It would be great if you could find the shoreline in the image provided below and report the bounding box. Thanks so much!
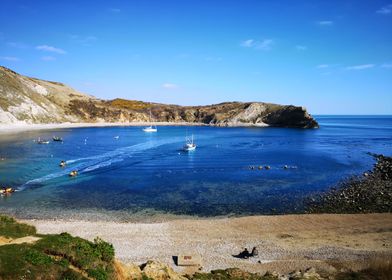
[21,213,392,274]
[0,121,269,135]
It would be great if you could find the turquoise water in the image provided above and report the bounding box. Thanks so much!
[0,116,391,219]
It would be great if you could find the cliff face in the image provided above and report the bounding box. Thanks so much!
[0,66,319,128]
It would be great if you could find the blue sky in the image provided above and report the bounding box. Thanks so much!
[0,0,391,114]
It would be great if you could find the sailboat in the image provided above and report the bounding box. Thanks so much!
[143,110,157,132]
[183,134,196,151]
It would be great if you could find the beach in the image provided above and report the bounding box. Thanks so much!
[0,121,271,135]
[23,213,392,274]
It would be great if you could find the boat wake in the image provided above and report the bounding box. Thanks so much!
[19,137,186,191]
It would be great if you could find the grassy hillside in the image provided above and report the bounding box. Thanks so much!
[0,215,115,280]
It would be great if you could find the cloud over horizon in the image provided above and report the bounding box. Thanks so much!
[295,45,308,51]
[346,64,375,70]
[241,39,274,51]
[36,45,66,54]
[162,83,179,89]
[0,56,20,61]
[317,20,334,26]
[376,4,392,15]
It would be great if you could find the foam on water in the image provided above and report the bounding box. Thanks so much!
[19,136,186,190]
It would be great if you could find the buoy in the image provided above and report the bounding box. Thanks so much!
[258,166,263,170]
[284,165,288,169]
[265,165,271,170]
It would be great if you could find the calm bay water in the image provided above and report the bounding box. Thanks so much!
[0,116,391,219]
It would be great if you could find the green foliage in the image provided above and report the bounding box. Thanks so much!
[87,267,108,280]
[24,249,54,265]
[0,244,69,280]
[141,273,154,280]
[61,269,88,280]
[0,214,36,238]
[94,237,115,262]
[0,215,116,280]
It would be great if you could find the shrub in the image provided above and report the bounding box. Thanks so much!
[0,215,36,238]
[24,249,53,265]
[87,267,108,280]
[94,237,115,262]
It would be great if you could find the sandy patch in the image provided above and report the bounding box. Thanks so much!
[0,235,41,246]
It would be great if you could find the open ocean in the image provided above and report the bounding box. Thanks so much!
[0,116,391,220]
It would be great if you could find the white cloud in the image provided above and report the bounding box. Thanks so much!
[295,45,307,51]
[41,56,56,61]
[69,35,97,46]
[162,83,179,89]
[346,64,375,70]
[0,56,20,61]
[241,39,255,48]
[376,4,392,15]
[241,39,274,51]
[317,64,329,69]
[36,45,66,54]
[381,63,392,68]
[317,20,334,26]
[7,42,28,49]
[204,56,222,62]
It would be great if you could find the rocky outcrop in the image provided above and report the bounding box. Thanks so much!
[0,66,319,128]
[117,260,187,280]
[307,154,392,213]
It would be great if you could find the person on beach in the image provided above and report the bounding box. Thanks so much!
[233,248,251,259]
[251,247,258,257]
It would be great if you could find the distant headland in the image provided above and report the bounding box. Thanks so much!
[0,66,318,129]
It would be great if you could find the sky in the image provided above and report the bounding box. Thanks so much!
[0,0,391,114]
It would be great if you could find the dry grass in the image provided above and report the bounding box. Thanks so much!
[109,98,151,110]
[335,258,392,280]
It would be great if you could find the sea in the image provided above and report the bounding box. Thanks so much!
[0,116,391,220]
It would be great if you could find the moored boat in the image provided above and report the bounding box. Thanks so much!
[143,110,157,132]
[53,136,63,142]
[37,138,50,144]
[183,134,196,151]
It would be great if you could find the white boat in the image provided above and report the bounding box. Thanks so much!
[37,137,50,144]
[143,110,157,132]
[183,134,196,151]
[114,136,120,139]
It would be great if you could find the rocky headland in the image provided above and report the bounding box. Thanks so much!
[307,154,392,214]
[0,66,318,128]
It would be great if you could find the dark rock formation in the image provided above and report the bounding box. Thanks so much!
[307,154,392,213]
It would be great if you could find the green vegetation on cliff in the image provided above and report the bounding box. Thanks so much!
[0,215,115,280]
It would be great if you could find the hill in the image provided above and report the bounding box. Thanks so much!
[0,66,318,128]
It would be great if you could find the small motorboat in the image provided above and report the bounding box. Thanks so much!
[0,187,15,195]
[183,134,196,151]
[114,136,120,139]
[53,136,63,142]
[59,160,66,167]
[143,126,157,132]
[69,170,78,177]
[37,138,50,144]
